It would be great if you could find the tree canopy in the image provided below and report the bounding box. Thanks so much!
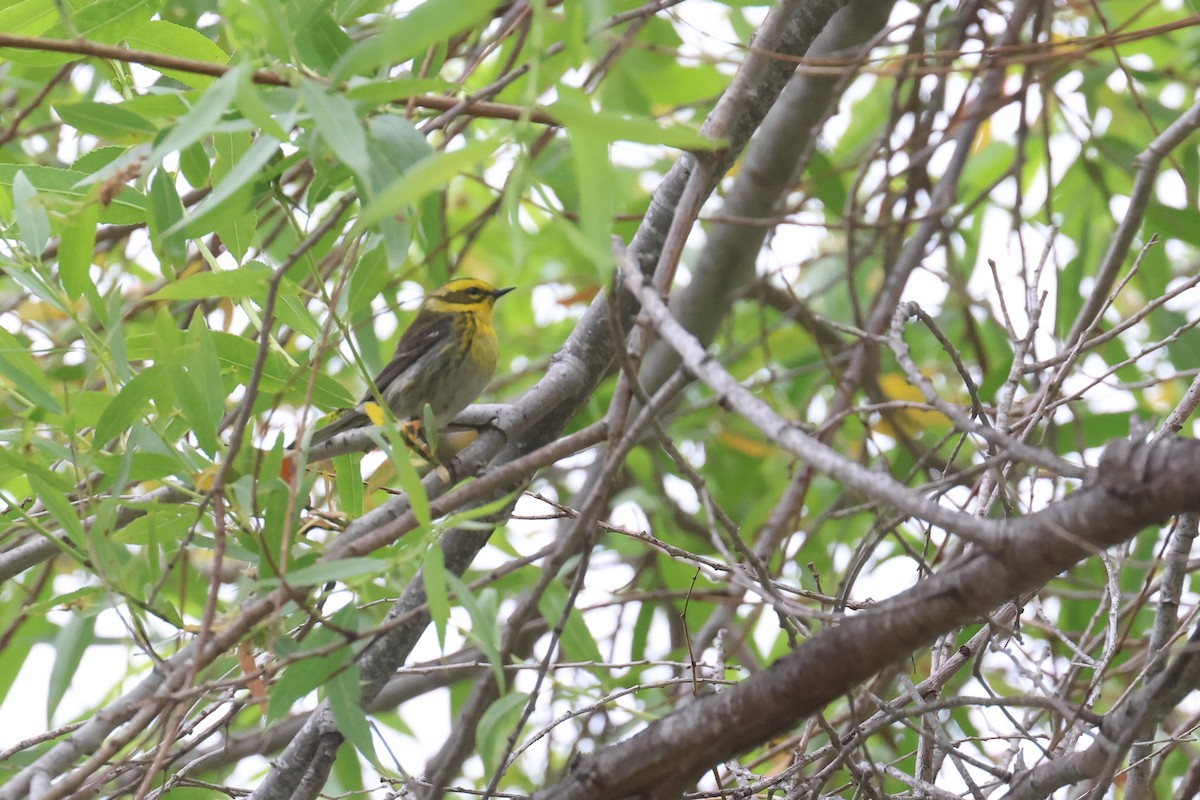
[3,1,1200,799]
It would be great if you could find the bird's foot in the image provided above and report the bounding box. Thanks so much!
[299,509,349,535]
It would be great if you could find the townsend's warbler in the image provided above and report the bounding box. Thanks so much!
[307,278,514,447]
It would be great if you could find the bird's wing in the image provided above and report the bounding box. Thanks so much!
[365,310,453,401]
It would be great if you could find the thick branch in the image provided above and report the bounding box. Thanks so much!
[533,436,1200,800]
[248,2,854,797]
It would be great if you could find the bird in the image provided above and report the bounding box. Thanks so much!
[305,277,514,449]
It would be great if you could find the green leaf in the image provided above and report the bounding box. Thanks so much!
[300,79,371,179]
[56,200,100,298]
[169,134,279,238]
[273,282,322,339]
[444,571,504,691]
[149,263,271,300]
[0,327,62,413]
[630,600,654,661]
[69,0,164,45]
[294,10,352,73]
[47,614,95,723]
[0,0,57,41]
[0,165,147,224]
[268,637,349,722]
[332,0,498,81]
[27,470,84,545]
[233,71,289,141]
[365,115,433,188]
[13,170,50,256]
[333,454,363,518]
[191,314,225,425]
[477,692,528,775]
[331,741,366,794]
[356,140,495,232]
[369,426,431,528]
[124,20,229,89]
[327,664,378,767]
[152,306,183,362]
[71,146,126,175]
[262,557,381,588]
[207,130,260,261]
[221,206,258,263]
[145,63,243,167]
[147,169,186,276]
[206,332,355,410]
[179,141,211,188]
[550,87,725,151]
[0,613,48,707]
[54,102,157,143]
[423,544,449,649]
[165,317,224,456]
[564,125,613,268]
[94,364,164,444]
[344,77,457,106]
[346,244,391,316]
[539,582,603,663]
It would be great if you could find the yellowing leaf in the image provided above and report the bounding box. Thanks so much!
[364,458,396,499]
[971,118,992,154]
[16,299,72,323]
[195,463,220,492]
[717,430,773,458]
[364,401,385,427]
[873,374,949,436]
[237,642,268,709]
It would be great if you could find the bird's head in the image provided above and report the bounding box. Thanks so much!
[422,278,514,319]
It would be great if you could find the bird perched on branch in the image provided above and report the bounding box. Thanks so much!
[306,277,514,448]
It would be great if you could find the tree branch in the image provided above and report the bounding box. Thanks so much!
[533,435,1200,800]
[0,33,558,125]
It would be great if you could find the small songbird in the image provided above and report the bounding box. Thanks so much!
[307,277,514,448]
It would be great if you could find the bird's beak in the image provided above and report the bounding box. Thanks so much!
[493,286,515,298]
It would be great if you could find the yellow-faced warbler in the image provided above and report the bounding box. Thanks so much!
[307,278,514,447]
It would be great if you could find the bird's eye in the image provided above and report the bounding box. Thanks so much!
[468,287,483,297]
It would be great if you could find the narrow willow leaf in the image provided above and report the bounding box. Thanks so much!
[539,582,603,663]
[47,615,95,723]
[327,665,379,768]
[94,365,163,445]
[261,558,380,588]
[332,0,497,81]
[57,200,99,298]
[125,20,229,89]
[423,544,449,649]
[299,79,370,178]
[444,571,504,691]
[147,169,186,276]
[333,454,363,518]
[356,141,495,232]
[189,314,225,434]
[477,693,528,775]
[368,427,431,528]
[54,102,157,143]
[0,165,147,224]
[13,170,50,256]
[0,328,61,413]
[145,63,243,167]
[0,0,57,40]
[168,134,279,238]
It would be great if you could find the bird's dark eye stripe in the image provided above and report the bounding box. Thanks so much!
[445,289,485,304]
